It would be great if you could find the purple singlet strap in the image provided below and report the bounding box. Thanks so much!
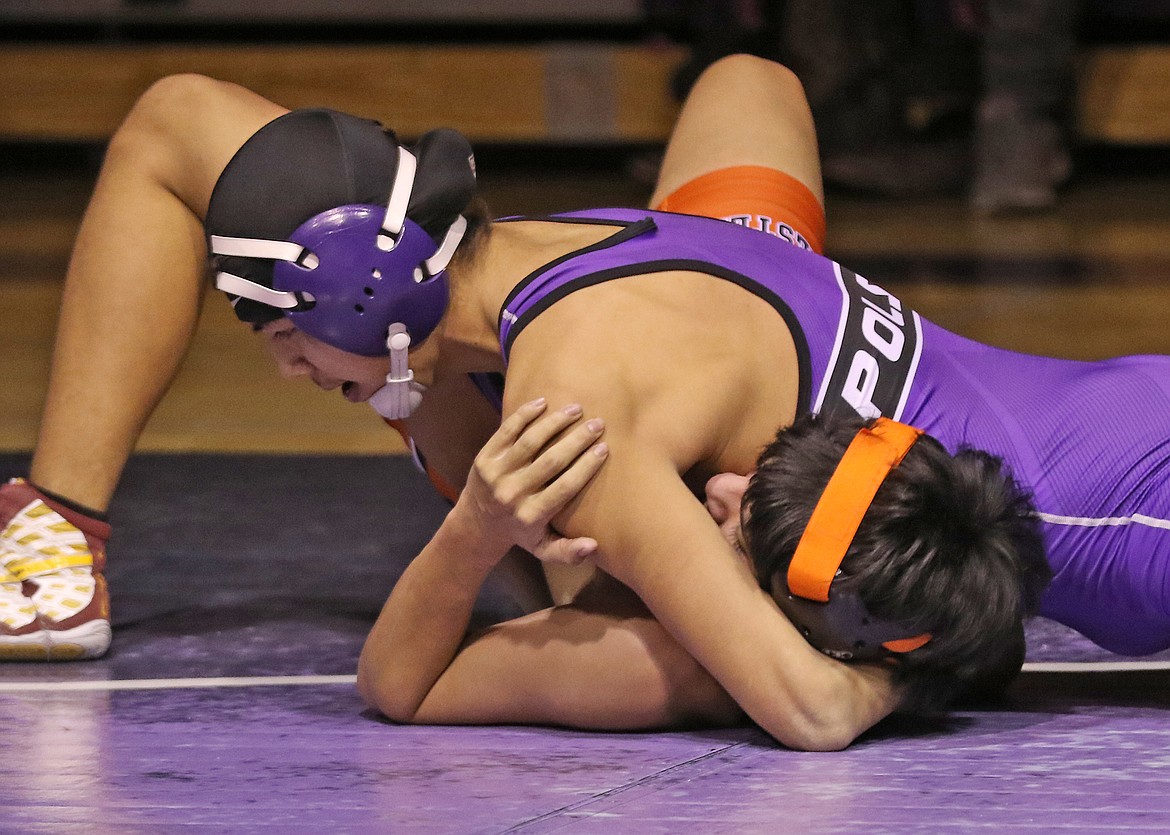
[497,216,658,356]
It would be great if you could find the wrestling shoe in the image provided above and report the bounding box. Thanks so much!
[0,564,43,657]
[0,479,111,660]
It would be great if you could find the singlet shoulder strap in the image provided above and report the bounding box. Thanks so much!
[497,214,657,356]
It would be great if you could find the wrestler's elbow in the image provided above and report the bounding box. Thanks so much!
[757,673,880,751]
[355,661,384,713]
[356,657,420,724]
[788,716,862,753]
[760,702,863,752]
[362,685,424,725]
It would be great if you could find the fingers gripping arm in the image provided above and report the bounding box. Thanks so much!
[357,399,607,721]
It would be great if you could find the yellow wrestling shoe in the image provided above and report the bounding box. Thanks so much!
[0,479,111,660]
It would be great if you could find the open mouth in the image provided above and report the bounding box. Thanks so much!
[341,381,360,402]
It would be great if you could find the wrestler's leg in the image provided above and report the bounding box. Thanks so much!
[0,77,285,657]
[31,74,287,511]
[650,54,824,212]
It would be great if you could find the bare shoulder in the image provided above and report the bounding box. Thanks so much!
[503,269,801,470]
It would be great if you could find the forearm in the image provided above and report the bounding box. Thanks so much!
[574,466,900,750]
[595,557,892,748]
[752,653,900,751]
[413,596,745,730]
[360,398,611,724]
[357,507,507,722]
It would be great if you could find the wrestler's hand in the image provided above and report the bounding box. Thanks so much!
[455,398,608,565]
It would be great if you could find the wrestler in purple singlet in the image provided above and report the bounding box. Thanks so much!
[496,209,1170,656]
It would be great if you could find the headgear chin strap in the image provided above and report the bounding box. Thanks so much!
[772,417,933,662]
[368,323,427,419]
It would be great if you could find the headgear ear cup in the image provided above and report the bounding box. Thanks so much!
[206,109,399,326]
[206,108,477,349]
[206,109,478,418]
[773,418,933,661]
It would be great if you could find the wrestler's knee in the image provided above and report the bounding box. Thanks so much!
[111,74,233,158]
[693,53,808,108]
[106,74,281,215]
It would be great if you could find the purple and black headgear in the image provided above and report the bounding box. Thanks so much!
[204,109,477,418]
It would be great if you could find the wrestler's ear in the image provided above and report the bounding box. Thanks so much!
[705,473,752,525]
[406,128,477,242]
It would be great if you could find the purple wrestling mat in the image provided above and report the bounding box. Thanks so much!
[2,453,1169,833]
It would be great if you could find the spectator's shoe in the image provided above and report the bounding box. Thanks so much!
[0,479,111,660]
[970,95,1072,216]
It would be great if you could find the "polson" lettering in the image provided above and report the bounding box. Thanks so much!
[815,265,922,421]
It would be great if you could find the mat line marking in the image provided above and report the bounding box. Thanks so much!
[2,663,1170,692]
[0,674,357,692]
[1022,661,1170,673]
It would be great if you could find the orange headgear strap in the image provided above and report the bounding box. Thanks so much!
[787,418,924,603]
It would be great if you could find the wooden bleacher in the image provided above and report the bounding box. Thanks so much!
[1,41,1169,146]
[2,0,1170,148]
[0,0,678,145]
[1077,45,1170,144]
[0,43,686,145]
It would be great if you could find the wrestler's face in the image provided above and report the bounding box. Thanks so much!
[705,473,753,567]
[259,319,389,403]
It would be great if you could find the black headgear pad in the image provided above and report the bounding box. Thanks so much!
[205,109,476,326]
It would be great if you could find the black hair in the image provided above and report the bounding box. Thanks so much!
[742,412,1051,713]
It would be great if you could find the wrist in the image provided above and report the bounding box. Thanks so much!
[440,502,513,571]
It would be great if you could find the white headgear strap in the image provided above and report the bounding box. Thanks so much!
[211,145,420,306]
[377,146,417,251]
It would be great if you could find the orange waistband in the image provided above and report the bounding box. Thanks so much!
[654,165,826,255]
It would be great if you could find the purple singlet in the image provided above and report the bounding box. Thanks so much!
[497,209,1170,655]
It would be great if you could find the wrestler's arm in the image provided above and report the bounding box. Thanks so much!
[355,393,889,745]
[502,347,901,751]
[582,447,898,750]
[356,400,740,728]
[363,583,741,730]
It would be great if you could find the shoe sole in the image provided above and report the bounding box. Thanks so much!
[0,618,111,661]
[46,618,112,660]
[0,639,56,661]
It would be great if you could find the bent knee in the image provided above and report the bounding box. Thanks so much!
[694,54,807,104]
[116,74,237,148]
[108,73,285,214]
